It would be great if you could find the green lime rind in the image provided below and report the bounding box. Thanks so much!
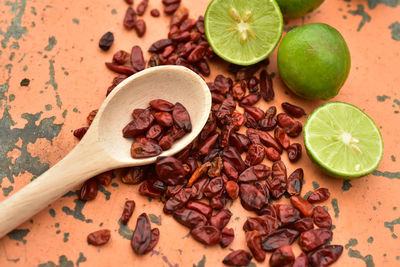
[304,102,384,179]
[277,23,351,100]
[276,0,325,19]
[205,0,283,66]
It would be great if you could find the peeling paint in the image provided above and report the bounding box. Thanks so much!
[348,4,371,31]
[331,198,340,218]
[312,181,320,190]
[2,185,13,196]
[76,253,86,266]
[38,255,74,267]
[63,232,69,242]
[193,255,206,267]
[372,170,400,179]
[118,219,133,240]
[7,229,30,244]
[49,208,56,217]
[368,0,400,9]
[345,238,358,249]
[348,249,375,267]
[384,216,400,232]
[342,180,352,191]
[389,22,400,41]
[45,59,62,107]
[44,36,57,51]
[0,0,28,49]
[149,214,162,226]
[62,199,92,223]
[98,184,111,200]
[0,107,63,194]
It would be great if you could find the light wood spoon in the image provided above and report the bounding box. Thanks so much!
[0,65,211,238]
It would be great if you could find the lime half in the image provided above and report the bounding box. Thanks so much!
[204,0,283,66]
[304,102,383,179]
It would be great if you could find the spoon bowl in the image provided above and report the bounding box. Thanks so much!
[0,65,211,238]
[95,65,211,165]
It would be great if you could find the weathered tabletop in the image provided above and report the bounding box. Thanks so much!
[0,0,399,266]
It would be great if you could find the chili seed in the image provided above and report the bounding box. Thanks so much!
[282,102,306,118]
[112,50,130,65]
[73,127,88,140]
[99,32,114,51]
[87,229,111,246]
[150,9,160,17]
[136,0,148,16]
[123,7,137,29]
[222,250,252,266]
[134,19,146,37]
[121,200,136,225]
[79,178,98,201]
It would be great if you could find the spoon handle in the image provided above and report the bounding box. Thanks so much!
[0,143,113,238]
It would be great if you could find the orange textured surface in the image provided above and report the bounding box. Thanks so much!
[0,0,399,266]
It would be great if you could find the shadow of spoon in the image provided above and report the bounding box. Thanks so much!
[0,65,211,238]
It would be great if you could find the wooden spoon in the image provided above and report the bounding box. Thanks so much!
[0,65,211,238]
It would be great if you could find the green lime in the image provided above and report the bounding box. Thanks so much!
[204,0,283,66]
[304,102,384,179]
[276,0,325,19]
[277,23,351,100]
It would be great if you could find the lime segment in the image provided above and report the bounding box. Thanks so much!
[204,0,283,66]
[304,102,383,178]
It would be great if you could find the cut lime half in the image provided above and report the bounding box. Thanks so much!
[304,102,383,179]
[204,0,283,66]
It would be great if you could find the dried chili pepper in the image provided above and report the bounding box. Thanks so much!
[131,213,152,255]
[121,200,136,225]
[222,250,252,266]
[87,229,111,246]
[99,32,114,51]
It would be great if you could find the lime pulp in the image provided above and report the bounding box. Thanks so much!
[204,0,283,66]
[304,102,383,179]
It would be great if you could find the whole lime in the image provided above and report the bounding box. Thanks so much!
[277,23,351,100]
[276,0,325,19]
